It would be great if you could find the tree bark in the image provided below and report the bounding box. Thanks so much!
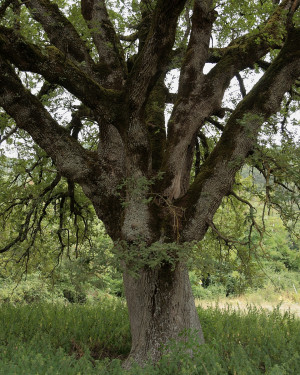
[123,261,204,366]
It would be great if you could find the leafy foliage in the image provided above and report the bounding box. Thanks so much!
[0,0,298,275]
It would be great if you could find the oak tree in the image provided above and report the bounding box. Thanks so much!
[0,0,299,365]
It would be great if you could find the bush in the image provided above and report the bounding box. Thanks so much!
[0,273,65,304]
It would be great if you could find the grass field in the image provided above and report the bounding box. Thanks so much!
[196,296,300,318]
[0,297,299,374]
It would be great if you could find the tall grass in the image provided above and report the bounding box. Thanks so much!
[0,299,299,374]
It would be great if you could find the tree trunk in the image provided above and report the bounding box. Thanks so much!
[123,261,204,366]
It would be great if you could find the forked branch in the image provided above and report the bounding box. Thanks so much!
[180,28,300,242]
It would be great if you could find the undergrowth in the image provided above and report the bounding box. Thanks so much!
[0,300,299,374]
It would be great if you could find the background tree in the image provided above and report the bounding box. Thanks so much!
[0,0,299,366]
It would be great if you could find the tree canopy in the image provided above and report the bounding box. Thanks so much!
[0,0,299,365]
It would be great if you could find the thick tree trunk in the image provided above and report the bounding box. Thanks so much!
[123,261,204,366]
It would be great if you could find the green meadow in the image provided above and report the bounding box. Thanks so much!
[0,299,299,375]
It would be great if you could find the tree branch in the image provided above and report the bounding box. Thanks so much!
[206,117,225,132]
[235,73,247,98]
[256,60,271,71]
[0,27,122,121]
[36,82,57,100]
[67,105,93,140]
[165,91,177,104]
[162,0,296,200]
[179,27,300,242]
[0,207,35,254]
[81,0,126,87]
[229,190,256,211]
[162,0,216,199]
[0,56,97,184]
[0,63,125,238]
[23,0,94,70]
[208,221,248,246]
[177,0,216,98]
[205,0,295,102]
[126,0,187,113]
[119,32,139,42]
[0,126,18,144]
[198,131,210,161]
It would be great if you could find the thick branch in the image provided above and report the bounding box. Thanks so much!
[0,56,97,184]
[23,0,94,70]
[119,32,139,42]
[256,60,272,71]
[0,55,125,238]
[0,27,122,121]
[179,27,300,242]
[126,0,187,113]
[206,0,295,88]
[146,77,167,171]
[161,0,215,199]
[115,0,188,242]
[177,0,216,98]
[162,0,296,200]
[81,0,126,87]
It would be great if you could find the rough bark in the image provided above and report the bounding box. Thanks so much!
[180,27,300,242]
[123,262,204,366]
[23,0,94,70]
[163,0,297,200]
[81,0,126,87]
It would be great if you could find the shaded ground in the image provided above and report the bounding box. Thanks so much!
[196,297,300,317]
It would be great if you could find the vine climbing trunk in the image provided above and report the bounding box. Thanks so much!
[123,261,204,366]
